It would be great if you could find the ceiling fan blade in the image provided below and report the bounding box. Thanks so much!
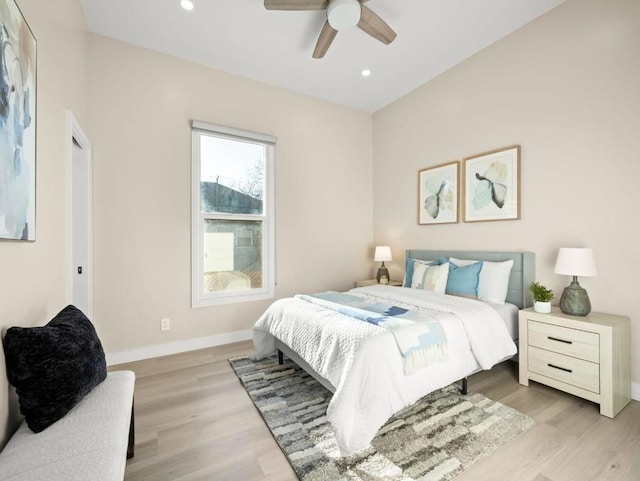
[357,5,397,45]
[264,0,328,10]
[313,21,338,58]
[264,0,369,11]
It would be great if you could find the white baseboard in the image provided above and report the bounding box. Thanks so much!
[106,329,252,366]
[632,382,640,402]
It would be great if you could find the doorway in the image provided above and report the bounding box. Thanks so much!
[67,112,93,318]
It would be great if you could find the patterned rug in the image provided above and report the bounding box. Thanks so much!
[229,354,534,481]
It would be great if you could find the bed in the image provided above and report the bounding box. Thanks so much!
[252,250,534,456]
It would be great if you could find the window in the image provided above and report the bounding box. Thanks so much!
[191,120,275,307]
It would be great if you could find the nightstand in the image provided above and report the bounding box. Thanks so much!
[356,279,403,287]
[518,307,630,418]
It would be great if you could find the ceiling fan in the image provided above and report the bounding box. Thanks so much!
[264,0,397,59]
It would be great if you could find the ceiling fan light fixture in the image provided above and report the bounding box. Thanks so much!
[180,0,194,11]
[327,0,361,31]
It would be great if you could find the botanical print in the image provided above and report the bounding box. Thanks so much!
[464,146,520,222]
[418,161,459,225]
[425,178,451,218]
[0,0,36,240]
[473,161,508,209]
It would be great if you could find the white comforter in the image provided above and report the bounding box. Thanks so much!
[252,285,516,456]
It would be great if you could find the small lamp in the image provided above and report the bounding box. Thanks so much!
[374,246,392,284]
[554,247,597,316]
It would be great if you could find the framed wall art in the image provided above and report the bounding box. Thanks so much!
[463,146,520,223]
[418,161,459,225]
[0,0,37,241]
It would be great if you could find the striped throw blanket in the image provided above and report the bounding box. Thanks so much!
[296,292,448,374]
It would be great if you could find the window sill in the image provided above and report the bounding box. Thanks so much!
[192,289,274,308]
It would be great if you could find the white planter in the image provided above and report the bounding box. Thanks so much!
[534,301,551,313]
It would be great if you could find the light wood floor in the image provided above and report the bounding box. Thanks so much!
[114,341,640,481]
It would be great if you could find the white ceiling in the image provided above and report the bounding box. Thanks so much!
[81,0,565,113]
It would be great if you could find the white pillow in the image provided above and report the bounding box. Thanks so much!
[411,262,449,294]
[448,257,477,267]
[449,257,514,304]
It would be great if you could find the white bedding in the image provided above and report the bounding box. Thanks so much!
[490,301,520,340]
[252,285,517,456]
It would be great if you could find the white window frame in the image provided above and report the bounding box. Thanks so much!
[191,120,276,307]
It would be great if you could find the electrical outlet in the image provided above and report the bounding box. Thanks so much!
[161,318,170,331]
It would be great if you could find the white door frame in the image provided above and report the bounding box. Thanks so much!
[67,111,94,318]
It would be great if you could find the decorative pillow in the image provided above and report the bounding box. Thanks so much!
[449,257,514,304]
[411,261,450,293]
[3,305,107,433]
[403,258,426,287]
[403,257,447,287]
[446,261,483,298]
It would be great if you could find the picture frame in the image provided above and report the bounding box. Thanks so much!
[463,145,520,223]
[0,0,37,241]
[418,161,459,225]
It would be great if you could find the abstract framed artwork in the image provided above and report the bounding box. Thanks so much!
[0,0,36,241]
[418,161,459,225]
[463,146,520,223]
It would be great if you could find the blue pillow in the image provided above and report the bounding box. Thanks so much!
[403,257,448,287]
[446,261,483,298]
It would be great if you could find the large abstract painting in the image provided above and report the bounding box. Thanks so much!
[0,0,36,241]
[418,161,459,225]
[463,146,520,223]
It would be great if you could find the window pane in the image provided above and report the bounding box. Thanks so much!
[200,135,264,215]
[203,219,262,293]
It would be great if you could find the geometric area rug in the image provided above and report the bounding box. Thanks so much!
[229,354,535,481]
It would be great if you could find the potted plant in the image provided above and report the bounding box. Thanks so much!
[529,282,554,313]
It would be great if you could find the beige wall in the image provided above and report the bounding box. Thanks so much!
[0,0,89,447]
[86,35,373,354]
[373,0,640,390]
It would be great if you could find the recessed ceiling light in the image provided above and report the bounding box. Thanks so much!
[180,0,194,11]
[361,69,371,77]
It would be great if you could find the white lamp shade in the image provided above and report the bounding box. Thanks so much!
[554,248,597,277]
[374,246,392,262]
[327,0,361,30]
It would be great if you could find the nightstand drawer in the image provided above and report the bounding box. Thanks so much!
[528,319,599,363]
[528,346,599,393]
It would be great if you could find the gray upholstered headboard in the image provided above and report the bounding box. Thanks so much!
[405,250,535,309]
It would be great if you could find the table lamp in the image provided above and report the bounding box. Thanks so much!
[374,246,392,284]
[553,247,597,316]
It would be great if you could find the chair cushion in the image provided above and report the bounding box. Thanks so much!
[0,371,135,481]
[3,305,107,432]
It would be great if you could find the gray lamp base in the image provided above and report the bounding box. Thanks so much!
[376,262,390,284]
[559,279,591,316]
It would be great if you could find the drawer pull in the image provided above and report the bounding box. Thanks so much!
[548,363,573,373]
[548,336,572,344]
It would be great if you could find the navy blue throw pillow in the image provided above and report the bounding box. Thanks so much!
[3,305,107,433]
